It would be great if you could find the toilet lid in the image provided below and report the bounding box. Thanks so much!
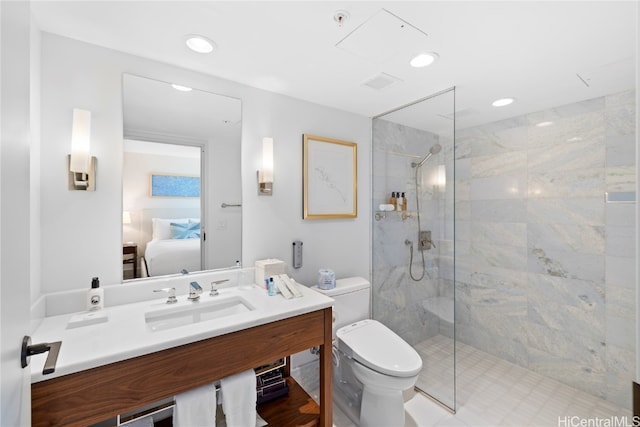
[336,319,423,377]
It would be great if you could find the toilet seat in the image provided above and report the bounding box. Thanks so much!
[336,319,422,377]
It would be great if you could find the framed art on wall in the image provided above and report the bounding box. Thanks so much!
[303,134,357,219]
[150,174,200,198]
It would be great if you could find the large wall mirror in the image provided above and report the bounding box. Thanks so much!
[122,74,242,281]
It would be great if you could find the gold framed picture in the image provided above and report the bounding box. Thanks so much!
[303,134,357,219]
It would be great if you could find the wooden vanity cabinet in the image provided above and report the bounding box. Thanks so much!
[31,307,332,427]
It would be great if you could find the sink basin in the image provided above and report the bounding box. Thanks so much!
[145,296,255,332]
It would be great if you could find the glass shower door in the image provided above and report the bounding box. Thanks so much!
[371,87,456,410]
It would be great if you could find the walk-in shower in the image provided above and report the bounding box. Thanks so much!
[372,86,636,417]
[372,87,456,411]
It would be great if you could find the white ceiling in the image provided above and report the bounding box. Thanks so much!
[30,1,637,130]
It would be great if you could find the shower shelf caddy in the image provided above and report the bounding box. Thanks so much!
[374,210,413,221]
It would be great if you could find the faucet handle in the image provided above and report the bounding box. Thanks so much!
[154,287,177,304]
[188,281,203,301]
[209,279,229,296]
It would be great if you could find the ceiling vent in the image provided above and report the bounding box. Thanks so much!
[362,73,402,90]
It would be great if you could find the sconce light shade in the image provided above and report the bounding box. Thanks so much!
[436,164,446,191]
[258,137,274,195]
[68,108,96,191]
[122,211,132,225]
[70,109,91,172]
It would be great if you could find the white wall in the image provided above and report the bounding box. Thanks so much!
[29,13,41,305]
[1,2,35,424]
[240,88,371,287]
[39,33,370,295]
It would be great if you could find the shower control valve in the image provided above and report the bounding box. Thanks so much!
[419,230,435,251]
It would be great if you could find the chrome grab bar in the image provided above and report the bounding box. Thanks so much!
[221,202,241,208]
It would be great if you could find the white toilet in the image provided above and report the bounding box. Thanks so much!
[312,277,422,427]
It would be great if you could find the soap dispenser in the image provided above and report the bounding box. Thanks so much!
[396,191,404,211]
[87,277,104,311]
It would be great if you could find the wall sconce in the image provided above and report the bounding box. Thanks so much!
[257,137,273,195]
[433,165,447,193]
[122,211,132,225]
[436,164,446,191]
[68,108,96,191]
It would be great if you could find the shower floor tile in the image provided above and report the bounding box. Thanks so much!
[406,335,633,427]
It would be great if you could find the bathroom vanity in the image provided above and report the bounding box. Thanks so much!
[29,281,333,426]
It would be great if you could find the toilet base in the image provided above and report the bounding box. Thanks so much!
[333,379,362,426]
[359,384,405,427]
[333,346,414,427]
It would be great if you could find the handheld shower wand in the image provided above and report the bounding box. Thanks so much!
[412,143,442,168]
[408,142,441,281]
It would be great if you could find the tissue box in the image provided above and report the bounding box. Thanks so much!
[255,259,286,287]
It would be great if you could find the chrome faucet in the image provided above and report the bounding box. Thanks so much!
[188,281,202,301]
[153,287,177,304]
[180,268,189,275]
[209,279,229,296]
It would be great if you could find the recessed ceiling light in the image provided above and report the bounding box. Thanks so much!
[492,98,515,107]
[536,121,554,127]
[185,35,215,53]
[410,52,439,68]
[171,84,192,92]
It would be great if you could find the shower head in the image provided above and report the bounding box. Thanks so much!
[412,143,442,168]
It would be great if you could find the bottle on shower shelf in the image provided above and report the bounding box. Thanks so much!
[389,192,397,210]
[396,191,403,211]
[401,192,407,211]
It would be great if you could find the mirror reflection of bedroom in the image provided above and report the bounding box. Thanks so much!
[122,74,242,281]
[123,141,202,279]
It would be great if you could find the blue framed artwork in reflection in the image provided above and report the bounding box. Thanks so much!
[150,174,200,197]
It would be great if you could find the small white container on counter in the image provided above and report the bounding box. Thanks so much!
[255,259,286,287]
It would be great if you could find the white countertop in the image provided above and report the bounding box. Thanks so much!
[30,283,333,383]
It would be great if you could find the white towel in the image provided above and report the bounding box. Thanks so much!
[220,370,257,427]
[173,383,217,427]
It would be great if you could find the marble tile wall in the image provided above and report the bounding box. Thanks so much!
[371,111,456,410]
[372,90,635,410]
[372,117,455,347]
[455,90,636,409]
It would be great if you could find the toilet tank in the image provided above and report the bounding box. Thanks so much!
[312,277,370,338]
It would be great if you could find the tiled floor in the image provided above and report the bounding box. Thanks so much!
[308,335,633,427]
[408,335,632,426]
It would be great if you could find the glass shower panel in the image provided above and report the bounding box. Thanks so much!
[372,88,456,411]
